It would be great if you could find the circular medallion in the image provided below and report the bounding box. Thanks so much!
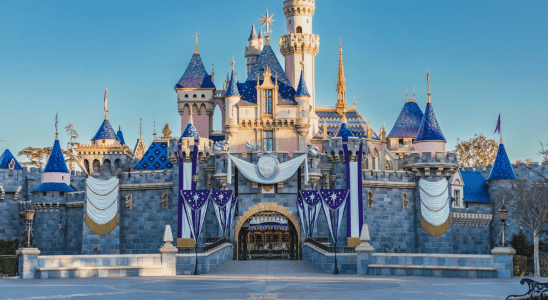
[257,154,279,179]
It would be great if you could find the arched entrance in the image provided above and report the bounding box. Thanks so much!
[234,202,301,261]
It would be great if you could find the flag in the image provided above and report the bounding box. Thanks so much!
[494,114,501,134]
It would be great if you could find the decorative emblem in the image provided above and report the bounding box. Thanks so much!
[257,154,279,179]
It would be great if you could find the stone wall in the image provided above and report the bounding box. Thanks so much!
[302,242,357,274]
[176,244,233,275]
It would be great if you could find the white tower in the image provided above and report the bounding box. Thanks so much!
[245,24,263,77]
[279,0,320,112]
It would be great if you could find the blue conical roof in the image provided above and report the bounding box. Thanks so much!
[258,29,264,39]
[92,119,119,141]
[180,115,200,142]
[175,53,215,89]
[0,149,22,169]
[388,101,424,139]
[226,71,240,97]
[487,143,517,180]
[415,102,446,142]
[134,141,173,170]
[43,139,69,173]
[238,45,296,105]
[295,70,310,97]
[117,126,126,145]
[249,24,258,40]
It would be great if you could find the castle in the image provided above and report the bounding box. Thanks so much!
[2,0,547,270]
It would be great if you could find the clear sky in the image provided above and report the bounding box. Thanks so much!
[0,0,546,162]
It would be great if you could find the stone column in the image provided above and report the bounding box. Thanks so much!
[491,247,516,278]
[355,225,375,275]
[158,225,178,276]
[16,248,40,279]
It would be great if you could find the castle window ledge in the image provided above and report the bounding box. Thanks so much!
[65,201,85,208]
[124,170,173,176]
[120,182,173,191]
[451,213,493,226]
[362,181,416,189]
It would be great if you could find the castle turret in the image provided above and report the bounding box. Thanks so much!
[0,149,22,170]
[280,0,319,112]
[414,70,446,155]
[175,33,216,139]
[387,90,424,157]
[295,70,311,148]
[245,24,263,77]
[224,68,240,148]
[116,126,126,146]
[487,136,517,181]
[34,116,72,193]
[335,114,354,142]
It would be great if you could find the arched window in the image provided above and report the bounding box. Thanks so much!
[92,160,100,174]
[201,94,205,99]
[184,94,189,99]
[84,159,90,174]
[296,26,303,34]
[193,94,197,99]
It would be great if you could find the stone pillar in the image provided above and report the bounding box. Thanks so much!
[355,225,375,275]
[159,225,178,276]
[16,248,40,279]
[492,247,516,278]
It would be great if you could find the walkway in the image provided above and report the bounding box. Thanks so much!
[208,260,326,276]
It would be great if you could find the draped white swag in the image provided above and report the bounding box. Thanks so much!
[85,176,120,235]
[227,154,309,185]
[418,178,450,237]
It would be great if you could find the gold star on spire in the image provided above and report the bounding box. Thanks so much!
[258,9,275,37]
[193,31,200,54]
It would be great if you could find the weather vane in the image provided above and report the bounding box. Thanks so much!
[258,9,275,36]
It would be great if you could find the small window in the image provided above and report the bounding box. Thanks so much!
[8,159,15,169]
[454,190,461,207]
[263,89,273,114]
[399,139,404,146]
[201,94,205,99]
[263,131,273,152]
[193,94,197,99]
[184,94,189,99]
[42,192,47,196]
[102,140,105,144]
[60,192,65,197]
[307,19,309,24]
[296,26,302,34]
[289,20,291,24]
[62,176,64,180]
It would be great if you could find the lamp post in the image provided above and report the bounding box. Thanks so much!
[24,206,36,248]
[499,204,509,247]
[192,174,200,275]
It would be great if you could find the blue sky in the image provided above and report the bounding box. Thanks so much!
[0,0,546,162]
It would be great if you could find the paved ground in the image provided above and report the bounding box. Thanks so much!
[0,261,533,299]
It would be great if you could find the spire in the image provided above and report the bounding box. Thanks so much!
[55,112,59,140]
[258,29,264,39]
[104,87,108,120]
[180,108,200,142]
[427,69,431,103]
[117,125,126,145]
[249,23,258,40]
[193,31,200,54]
[336,40,347,115]
[188,107,194,125]
[353,94,357,106]
[487,137,517,181]
[226,57,240,97]
[140,118,142,139]
[296,70,310,96]
[258,9,275,37]
[153,117,157,139]
[336,112,354,142]
[323,119,328,140]
[415,100,445,142]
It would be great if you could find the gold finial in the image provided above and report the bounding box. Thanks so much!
[427,69,431,103]
[406,86,408,102]
[153,117,157,138]
[336,40,347,115]
[55,112,59,140]
[140,118,142,139]
[193,31,200,54]
[500,135,504,144]
[366,121,372,139]
[381,122,386,141]
[353,94,357,106]
[188,107,194,124]
[258,9,275,37]
[162,123,172,139]
[323,119,328,140]
[413,86,416,101]
[341,113,348,124]
[231,54,235,72]
[104,87,108,120]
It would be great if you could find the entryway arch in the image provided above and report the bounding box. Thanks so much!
[234,202,301,260]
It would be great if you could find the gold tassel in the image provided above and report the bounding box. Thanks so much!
[86,213,118,235]
[420,215,450,237]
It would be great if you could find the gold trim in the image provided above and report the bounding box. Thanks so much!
[420,215,450,237]
[177,238,195,248]
[420,197,449,212]
[86,196,117,211]
[85,213,118,235]
[86,183,119,197]
[347,237,361,248]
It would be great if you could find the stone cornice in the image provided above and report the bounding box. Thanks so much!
[66,201,84,208]
[362,180,416,189]
[120,182,173,191]
[451,213,493,226]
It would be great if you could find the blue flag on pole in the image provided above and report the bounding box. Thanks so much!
[494,114,501,134]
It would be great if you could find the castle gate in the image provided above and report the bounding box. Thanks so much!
[234,202,301,261]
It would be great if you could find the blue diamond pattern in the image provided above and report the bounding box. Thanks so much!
[175,53,215,89]
[92,119,119,141]
[295,70,310,97]
[117,128,126,145]
[133,142,173,170]
[226,71,240,97]
[180,122,200,142]
[314,109,380,140]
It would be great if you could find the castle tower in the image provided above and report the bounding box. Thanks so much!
[414,70,446,155]
[295,70,311,149]
[175,33,216,139]
[335,42,347,115]
[387,88,424,157]
[245,24,263,77]
[280,0,320,112]
[225,66,241,148]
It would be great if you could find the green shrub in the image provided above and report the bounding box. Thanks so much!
[511,233,533,257]
[0,239,19,276]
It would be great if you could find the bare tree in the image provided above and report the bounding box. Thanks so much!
[17,147,52,168]
[540,142,548,165]
[497,180,548,277]
[515,158,534,167]
[455,134,498,168]
[65,124,79,171]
